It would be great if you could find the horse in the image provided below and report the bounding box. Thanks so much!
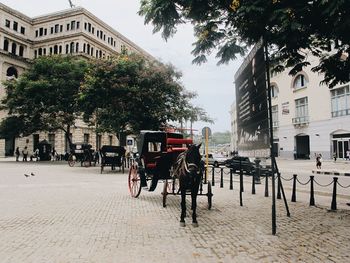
[173,143,203,227]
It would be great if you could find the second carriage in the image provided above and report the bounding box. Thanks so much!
[68,142,97,167]
[128,131,212,208]
[100,145,126,174]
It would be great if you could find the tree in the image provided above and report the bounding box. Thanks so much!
[1,55,88,145]
[139,0,350,88]
[79,54,206,135]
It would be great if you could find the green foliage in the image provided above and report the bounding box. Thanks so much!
[1,55,88,138]
[79,54,207,134]
[211,131,231,145]
[139,0,350,88]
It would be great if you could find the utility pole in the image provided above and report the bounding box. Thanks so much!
[68,0,75,8]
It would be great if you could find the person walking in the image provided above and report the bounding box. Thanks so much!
[22,146,29,162]
[346,150,350,161]
[333,152,337,162]
[316,154,322,169]
[15,147,20,162]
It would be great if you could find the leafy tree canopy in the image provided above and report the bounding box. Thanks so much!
[1,55,88,141]
[139,0,350,88]
[79,54,208,134]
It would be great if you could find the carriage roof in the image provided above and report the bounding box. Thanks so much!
[100,145,126,155]
[137,130,193,155]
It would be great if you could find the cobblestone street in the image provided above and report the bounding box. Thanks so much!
[0,161,350,262]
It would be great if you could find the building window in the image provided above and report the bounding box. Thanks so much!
[76,43,79,53]
[54,24,59,33]
[272,105,278,127]
[67,23,70,31]
[34,50,37,58]
[50,27,54,34]
[54,45,58,54]
[19,45,24,57]
[11,43,17,55]
[35,30,38,37]
[97,30,99,37]
[271,84,279,98]
[293,74,308,90]
[38,48,42,56]
[83,43,86,53]
[65,44,69,54]
[60,25,63,32]
[84,22,87,30]
[44,28,47,35]
[6,66,18,78]
[39,27,43,36]
[88,23,91,32]
[76,21,80,29]
[13,21,18,31]
[331,85,350,117]
[20,26,25,34]
[3,39,9,51]
[48,134,55,148]
[70,42,74,53]
[59,45,62,54]
[49,47,53,55]
[5,19,10,28]
[84,133,90,144]
[293,97,309,124]
[71,21,76,30]
[87,43,90,54]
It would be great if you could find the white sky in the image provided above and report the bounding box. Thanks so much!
[2,0,243,133]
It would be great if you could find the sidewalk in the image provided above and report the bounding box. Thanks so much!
[0,161,350,262]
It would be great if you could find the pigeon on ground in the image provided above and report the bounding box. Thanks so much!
[31,173,35,176]
[24,174,30,177]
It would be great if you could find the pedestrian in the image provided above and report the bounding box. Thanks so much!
[15,147,20,161]
[347,150,350,161]
[333,152,337,162]
[51,147,57,161]
[316,154,322,169]
[22,146,28,162]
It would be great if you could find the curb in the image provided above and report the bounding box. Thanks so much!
[312,170,350,176]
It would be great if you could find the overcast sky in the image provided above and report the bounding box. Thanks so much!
[2,0,243,133]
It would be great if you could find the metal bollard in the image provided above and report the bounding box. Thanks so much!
[252,171,256,195]
[220,168,224,188]
[239,169,243,206]
[291,174,297,202]
[254,159,261,185]
[211,166,215,186]
[229,169,233,190]
[277,172,281,199]
[331,177,338,210]
[264,171,269,197]
[310,176,315,206]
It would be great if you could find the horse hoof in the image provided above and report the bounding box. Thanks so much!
[180,222,186,227]
[192,222,198,228]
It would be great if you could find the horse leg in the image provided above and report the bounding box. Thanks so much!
[180,181,186,227]
[191,180,200,227]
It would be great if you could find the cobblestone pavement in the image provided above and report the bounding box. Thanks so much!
[0,161,350,263]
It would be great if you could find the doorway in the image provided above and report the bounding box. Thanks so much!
[295,134,310,159]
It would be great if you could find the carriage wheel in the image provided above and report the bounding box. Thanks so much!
[128,165,141,198]
[68,154,75,167]
[162,180,168,207]
[207,182,213,210]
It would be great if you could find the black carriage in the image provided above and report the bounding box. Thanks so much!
[128,131,212,208]
[100,145,126,174]
[68,143,96,167]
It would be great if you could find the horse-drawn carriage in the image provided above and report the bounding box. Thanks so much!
[128,131,212,227]
[68,143,96,167]
[100,145,126,174]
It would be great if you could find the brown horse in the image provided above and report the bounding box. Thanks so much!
[173,144,202,227]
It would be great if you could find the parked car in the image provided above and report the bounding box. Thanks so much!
[224,156,255,174]
[202,153,227,167]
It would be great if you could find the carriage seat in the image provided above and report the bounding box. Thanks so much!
[166,138,193,153]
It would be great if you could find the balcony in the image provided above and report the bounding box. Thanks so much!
[292,116,309,126]
[332,109,350,118]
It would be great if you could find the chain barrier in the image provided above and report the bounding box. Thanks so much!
[336,181,350,188]
[314,180,334,187]
[280,175,293,181]
[296,178,311,186]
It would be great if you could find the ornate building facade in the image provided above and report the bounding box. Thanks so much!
[0,3,153,156]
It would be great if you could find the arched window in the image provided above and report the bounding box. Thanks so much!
[11,43,17,55]
[293,74,308,90]
[75,42,79,53]
[6,66,18,78]
[83,43,86,53]
[59,45,62,54]
[49,47,53,55]
[70,42,74,53]
[65,44,69,54]
[3,39,9,51]
[19,45,24,57]
[99,50,102,58]
[271,84,279,98]
[91,47,94,56]
[38,48,42,56]
[87,44,90,55]
[54,45,58,54]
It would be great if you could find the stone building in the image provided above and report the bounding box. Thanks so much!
[231,52,350,160]
[0,3,153,156]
